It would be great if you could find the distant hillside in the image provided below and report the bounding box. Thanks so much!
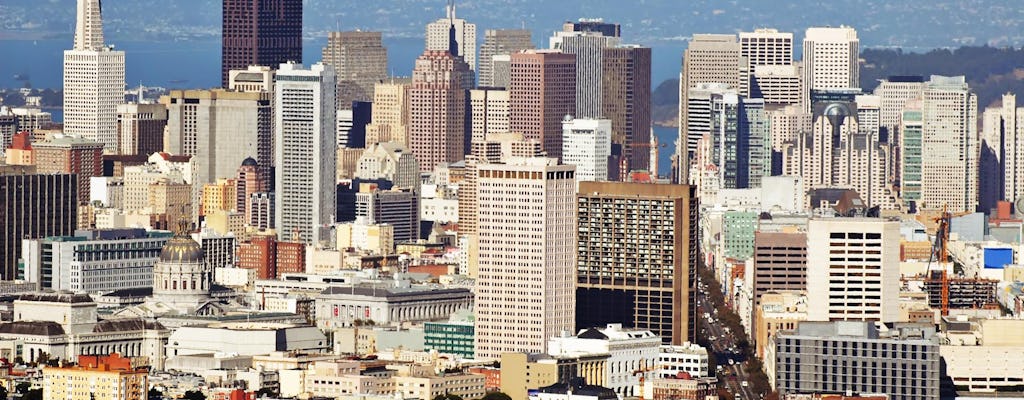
[860,46,1024,108]
[652,45,1024,127]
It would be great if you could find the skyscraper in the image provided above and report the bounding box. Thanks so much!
[474,158,577,359]
[561,117,611,182]
[510,50,577,160]
[426,1,477,73]
[739,28,794,97]
[63,0,125,153]
[802,26,860,105]
[479,30,534,88]
[920,75,978,212]
[900,100,924,205]
[679,34,744,164]
[116,103,168,156]
[0,165,77,280]
[551,26,620,119]
[468,88,510,154]
[408,51,471,172]
[161,89,273,219]
[686,84,770,189]
[983,93,1024,203]
[221,0,303,87]
[602,45,652,173]
[365,78,411,146]
[33,135,104,205]
[321,31,388,108]
[274,63,338,244]
[576,181,698,345]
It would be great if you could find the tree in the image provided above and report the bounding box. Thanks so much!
[481,392,512,400]
[148,388,164,400]
[23,388,42,400]
[0,384,8,400]
[432,394,464,400]
[14,382,30,395]
[255,387,277,398]
[183,390,206,400]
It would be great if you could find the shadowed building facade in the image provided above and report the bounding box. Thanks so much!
[575,182,697,345]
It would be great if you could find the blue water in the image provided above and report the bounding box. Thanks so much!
[653,125,678,178]
[0,38,683,90]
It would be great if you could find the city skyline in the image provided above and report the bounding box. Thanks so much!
[3,1,1024,400]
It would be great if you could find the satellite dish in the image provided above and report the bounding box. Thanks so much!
[1016,197,1024,218]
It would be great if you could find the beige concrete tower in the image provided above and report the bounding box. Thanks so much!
[679,34,744,161]
[474,158,577,360]
[365,78,411,146]
[426,1,477,72]
[802,26,860,105]
[920,75,978,212]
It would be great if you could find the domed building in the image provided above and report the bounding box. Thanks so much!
[150,218,213,311]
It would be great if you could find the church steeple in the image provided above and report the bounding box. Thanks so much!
[74,0,105,51]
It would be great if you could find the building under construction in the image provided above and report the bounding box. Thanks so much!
[922,270,999,310]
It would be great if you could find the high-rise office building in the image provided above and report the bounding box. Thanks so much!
[221,0,302,87]
[274,63,337,244]
[365,78,411,146]
[355,186,420,244]
[426,1,477,73]
[562,19,621,37]
[321,31,388,108]
[479,30,534,87]
[408,51,471,172]
[1,165,77,280]
[116,103,167,156]
[63,0,125,153]
[235,157,265,223]
[873,76,925,137]
[686,84,770,189]
[561,117,611,182]
[806,218,899,322]
[900,100,924,205]
[771,321,940,400]
[474,158,577,359]
[679,34,744,162]
[510,50,577,160]
[602,45,652,173]
[752,232,808,309]
[740,28,794,98]
[551,28,620,119]
[919,75,978,212]
[161,89,273,219]
[468,88,510,154]
[984,93,1024,203]
[802,26,860,104]
[751,65,803,108]
[33,135,104,205]
[576,181,697,345]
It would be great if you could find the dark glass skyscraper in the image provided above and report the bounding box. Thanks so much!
[221,0,303,87]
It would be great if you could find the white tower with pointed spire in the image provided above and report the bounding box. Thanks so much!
[63,0,125,153]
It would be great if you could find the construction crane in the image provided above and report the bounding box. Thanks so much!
[925,205,971,315]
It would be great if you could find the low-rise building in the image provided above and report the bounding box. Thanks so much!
[43,353,149,400]
[769,321,939,400]
[548,323,661,398]
[166,322,328,357]
[658,343,711,379]
[316,284,473,329]
[754,291,807,359]
[20,229,172,292]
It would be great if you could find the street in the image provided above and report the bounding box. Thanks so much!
[697,284,761,400]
